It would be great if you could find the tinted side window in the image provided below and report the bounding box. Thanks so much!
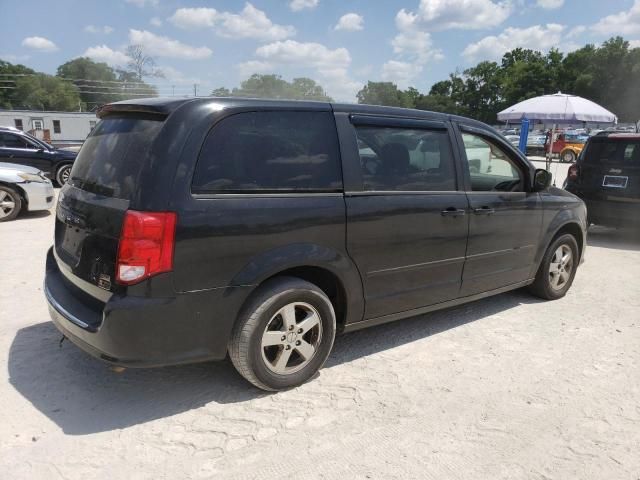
[354,126,456,192]
[462,133,524,192]
[192,111,342,193]
[0,132,30,149]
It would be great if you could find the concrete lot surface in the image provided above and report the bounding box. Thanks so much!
[1,192,639,479]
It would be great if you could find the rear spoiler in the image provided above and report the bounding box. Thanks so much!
[97,103,173,119]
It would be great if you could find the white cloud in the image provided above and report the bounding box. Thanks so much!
[84,25,114,34]
[289,0,318,12]
[392,30,443,63]
[630,40,640,48]
[536,0,564,9]
[236,60,275,77]
[253,40,360,101]
[169,7,218,29]
[462,23,565,60]
[567,25,586,38]
[161,66,201,85]
[150,17,163,27]
[169,4,295,42]
[21,36,58,52]
[335,13,364,31]
[396,0,512,31]
[83,45,131,65]
[381,60,423,88]
[128,29,212,59]
[593,0,640,36]
[125,0,158,7]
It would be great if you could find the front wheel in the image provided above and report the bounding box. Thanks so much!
[229,277,336,391]
[561,150,576,163]
[528,234,579,300]
[55,164,72,186]
[0,186,22,222]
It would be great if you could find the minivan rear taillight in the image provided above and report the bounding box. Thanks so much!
[568,163,580,181]
[116,211,177,285]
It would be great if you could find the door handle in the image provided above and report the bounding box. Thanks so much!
[473,206,495,215]
[441,207,466,217]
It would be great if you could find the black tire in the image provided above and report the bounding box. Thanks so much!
[229,276,336,391]
[0,185,22,222]
[528,233,579,300]
[55,163,72,186]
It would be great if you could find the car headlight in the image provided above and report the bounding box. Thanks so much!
[17,172,48,183]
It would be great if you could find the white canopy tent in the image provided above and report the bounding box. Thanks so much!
[497,92,617,170]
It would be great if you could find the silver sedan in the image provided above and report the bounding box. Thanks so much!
[0,162,55,222]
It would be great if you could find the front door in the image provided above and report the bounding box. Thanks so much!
[340,115,469,319]
[456,125,543,296]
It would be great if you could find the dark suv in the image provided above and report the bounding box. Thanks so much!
[0,126,77,185]
[564,132,640,228]
[45,98,587,391]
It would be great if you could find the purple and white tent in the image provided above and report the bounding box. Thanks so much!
[498,92,617,124]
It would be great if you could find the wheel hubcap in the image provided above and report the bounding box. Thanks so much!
[0,191,16,219]
[549,244,573,291]
[60,166,71,183]
[261,302,322,374]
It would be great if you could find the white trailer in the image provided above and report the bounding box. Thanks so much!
[0,110,97,146]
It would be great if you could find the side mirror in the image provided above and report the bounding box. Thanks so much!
[533,168,552,191]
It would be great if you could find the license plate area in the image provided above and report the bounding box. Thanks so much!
[602,175,628,188]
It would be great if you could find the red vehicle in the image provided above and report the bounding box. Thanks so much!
[545,131,587,163]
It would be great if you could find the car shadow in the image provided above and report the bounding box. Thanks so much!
[16,210,51,220]
[587,226,640,252]
[9,290,541,435]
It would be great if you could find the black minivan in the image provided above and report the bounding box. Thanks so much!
[564,132,640,228]
[45,98,587,391]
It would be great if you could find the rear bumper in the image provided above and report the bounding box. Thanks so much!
[582,198,640,227]
[45,247,250,367]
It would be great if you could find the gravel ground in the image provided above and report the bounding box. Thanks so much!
[1,189,639,480]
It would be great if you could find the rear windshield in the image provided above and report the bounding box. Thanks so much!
[69,115,164,199]
[584,138,640,165]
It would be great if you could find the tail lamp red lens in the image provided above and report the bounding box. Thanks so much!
[116,210,177,285]
[568,163,579,180]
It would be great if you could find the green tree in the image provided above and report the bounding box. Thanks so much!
[212,74,332,101]
[57,57,123,108]
[0,60,36,109]
[356,81,412,107]
[10,74,81,111]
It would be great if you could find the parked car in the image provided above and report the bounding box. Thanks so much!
[0,162,55,221]
[0,126,77,186]
[564,132,640,227]
[45,98,587,391]
[545,131,587,163]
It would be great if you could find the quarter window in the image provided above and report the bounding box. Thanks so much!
[192,111,342,193]
[354,126,456,191]
[462,133,524,192]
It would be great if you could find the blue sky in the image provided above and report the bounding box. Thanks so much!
[1,0,639,101]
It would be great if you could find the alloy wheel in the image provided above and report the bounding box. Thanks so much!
[261,302,323,375]
[548,244,573,291]
[0,190,16,219]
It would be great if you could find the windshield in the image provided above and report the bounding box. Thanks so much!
[69,116,164,199]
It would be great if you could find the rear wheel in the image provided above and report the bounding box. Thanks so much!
[0,186,22,222]
[528,234,579,300]
[561,150,576,163]
[229,276,336,391]
[55,164,72,186]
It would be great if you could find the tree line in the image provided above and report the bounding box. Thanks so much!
[0,45,160,111]
[356,37,640,124]
[2,36,639,122]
